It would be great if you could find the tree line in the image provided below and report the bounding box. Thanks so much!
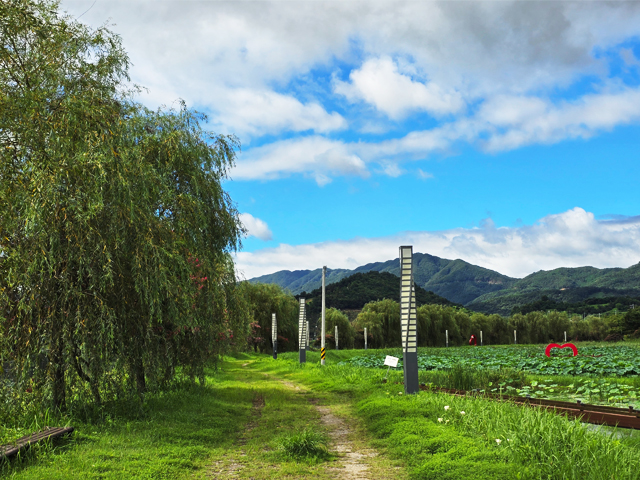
[242,283,640,353]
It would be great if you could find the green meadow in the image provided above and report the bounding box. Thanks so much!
[3,344,640,479]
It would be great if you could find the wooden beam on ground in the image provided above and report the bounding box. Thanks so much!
[0,426,74,460]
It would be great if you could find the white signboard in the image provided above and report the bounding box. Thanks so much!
[384,355,399,368]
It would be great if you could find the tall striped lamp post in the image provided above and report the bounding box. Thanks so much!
[298,298,306,363]
[321,266,326,365]
[272,313,277,359]
[400,246,419,394]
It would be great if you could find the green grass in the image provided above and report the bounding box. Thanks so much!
[257,348,640,479]
[4,346,640,479]
[275,428,329,461]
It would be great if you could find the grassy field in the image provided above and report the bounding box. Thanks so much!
[2,345,640,479]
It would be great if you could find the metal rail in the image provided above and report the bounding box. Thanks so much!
[420,385,640,429]
[0,426,74,460]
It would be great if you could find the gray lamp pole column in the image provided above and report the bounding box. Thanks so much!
[306,320,309,348]
[335,325,339,351]
[400,245,419,394]
[446,329,448,348]
[272,313,277,359]
[480,330,483,347]
[298,298,306,363]
[321,266,326,365]
[364,327,367,350]
[514,330,517,345]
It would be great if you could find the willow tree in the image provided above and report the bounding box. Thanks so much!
[0,0,246,411]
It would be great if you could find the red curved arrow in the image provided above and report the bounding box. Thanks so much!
[545,343,578,357]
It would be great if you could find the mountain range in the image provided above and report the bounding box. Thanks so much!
[248,253,640,315]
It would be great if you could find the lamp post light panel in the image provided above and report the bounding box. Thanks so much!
[272,313,277,360]
[399,245,419,395]
[298,298,306,363]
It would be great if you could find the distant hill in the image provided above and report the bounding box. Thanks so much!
[300,270,459,314]
[249,252,516,305]
[249,253,640,316]
[467,264,640,315]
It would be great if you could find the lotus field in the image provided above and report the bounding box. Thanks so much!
[342,343,640,407]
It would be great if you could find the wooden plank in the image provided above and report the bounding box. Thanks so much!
[0,427,74,460]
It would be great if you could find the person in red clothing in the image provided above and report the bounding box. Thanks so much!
[469,334,477,346]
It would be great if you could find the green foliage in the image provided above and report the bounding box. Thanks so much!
[323,307,355,349]
[624,308,640,334]
[304,271,457,315]
[0,0,246,417]
[354,299,401,348]
[259,355,640,480]
[275,428,329,461]
[241,282,299,352]
[343,344,640,378]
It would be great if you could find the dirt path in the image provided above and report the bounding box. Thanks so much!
[204,361,399,480]
[207,393,265,478]
[280,380,377,479]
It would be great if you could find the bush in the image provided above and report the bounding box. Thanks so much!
[276,428,329,460]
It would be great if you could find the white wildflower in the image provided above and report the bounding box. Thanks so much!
[460,411,466,415]
[438,418,443,423]
[495,439,502,445]
[444,405,450,411]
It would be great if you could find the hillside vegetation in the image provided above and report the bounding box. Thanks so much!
[250,252,516,305]
[251,253,640,316]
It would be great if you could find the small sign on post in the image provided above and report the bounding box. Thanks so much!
[335,325,339,351]
[383,355,399,382]
[272,313,277,360]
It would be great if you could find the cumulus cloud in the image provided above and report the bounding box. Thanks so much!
[334,56,464,119]
[60,1,640,181]
[235,208,640,279]
[206,88,346,138]
[239,213,273,241]
[232,136,369,185]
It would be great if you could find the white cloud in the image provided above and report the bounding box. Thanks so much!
[477,87,640,152]
[232,136,369,185]
[417,169,434,180]
[621,48,640,67]
[209,88,346,138]
[60,1,640,180]
[235,208,640,279]
[239,213,273,241]
[334,56,464,119]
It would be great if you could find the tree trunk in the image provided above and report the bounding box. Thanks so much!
[50,320,66,411]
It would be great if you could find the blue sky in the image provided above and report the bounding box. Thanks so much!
[63,1,640,279]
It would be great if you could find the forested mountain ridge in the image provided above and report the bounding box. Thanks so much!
[248,252,516,305]
[249,254,640,315]
[300,270,459,314]
[468,263,640,315]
